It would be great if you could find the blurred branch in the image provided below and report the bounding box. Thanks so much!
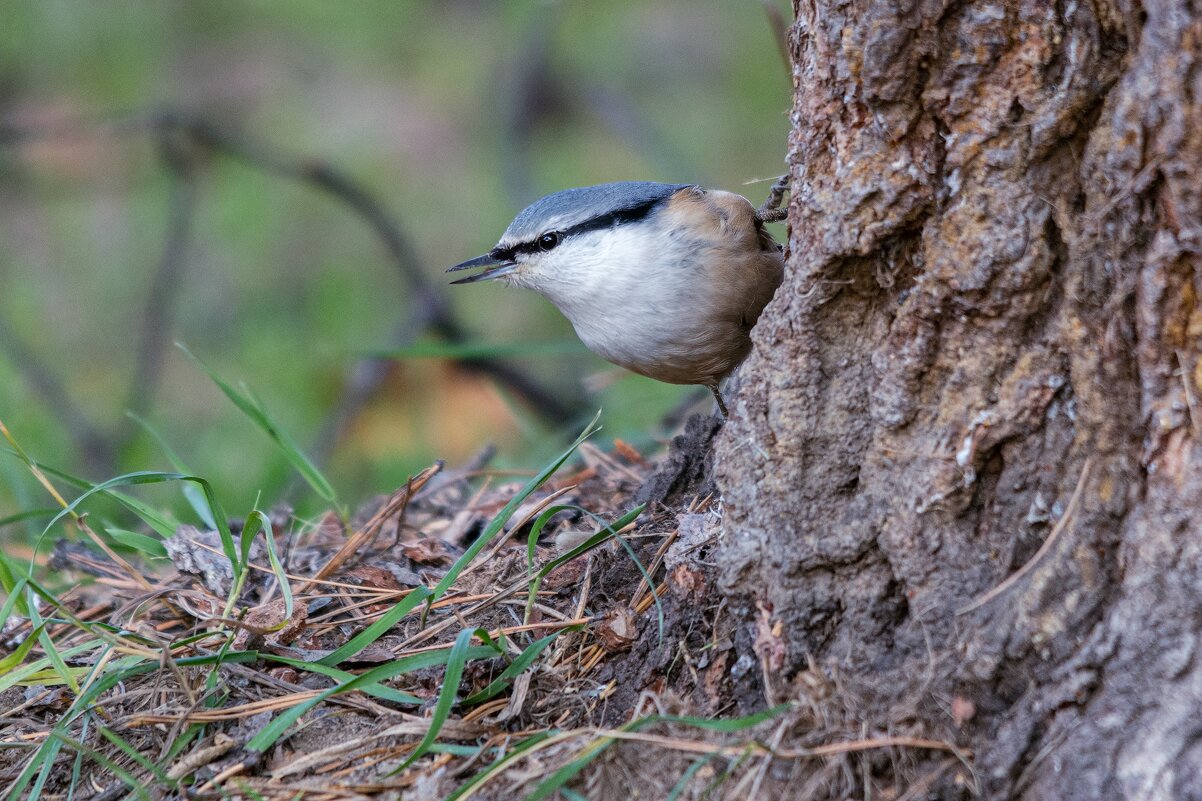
[118,128,199,445]
[761,0,793,80]
[159,113,580,466]
[0,110,582,475]
[0,315,116,475]
[164,113,451,326]
[170,113,581,435]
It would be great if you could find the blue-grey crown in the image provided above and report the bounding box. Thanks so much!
[500,181,691,246]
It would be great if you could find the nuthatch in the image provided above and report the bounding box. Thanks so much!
[447,182,785,417]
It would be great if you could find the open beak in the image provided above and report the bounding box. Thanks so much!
[446,253,518,285]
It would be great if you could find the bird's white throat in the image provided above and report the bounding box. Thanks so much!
[509,222,714,371]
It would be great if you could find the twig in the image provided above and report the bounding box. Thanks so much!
[606,730,970,769]
[170,114,436,309]
[957,458,1092,614]
[743,717,791,800]
[298,462,441,593]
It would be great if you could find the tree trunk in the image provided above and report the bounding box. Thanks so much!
[715,0,1202,797]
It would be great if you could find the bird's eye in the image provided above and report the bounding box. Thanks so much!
[537,232,560,251]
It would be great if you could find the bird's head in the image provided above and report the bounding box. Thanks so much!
[446,182,692,294]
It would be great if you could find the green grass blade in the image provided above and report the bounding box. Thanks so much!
[127,412,218,529]
[95,725,174,787]
[529,504,645,578]
[28,605,79,693]
[228,508,274,606]
[48,731,153,801]
[158,723,205,767]
[521,705,790,801]
[600,511,663,640]
[37,469,181,549]
[22,576,162,656]
[655,705,791,731]
[248,508,293,621]
[0,576,29,637]
[665,755,715,801]
[67,716,90,801]
[522,734,613,801]
[37,470,233,565]
[8,647,262,801]
[701,745,755,796]
[389,627,501,774]
[0,622,45,673]
[317,586,432,666]
[6,667,92,686]
[33,462,182,538]
[461,628,572,705]
[1,564,29,606]
[524,504,576,568]
[246,642,497,753]
[443,731,557,801]
[0,641,99,694]
[425,410,602,621]
[524,504,646,625]
[9,736,62,801]
[426,743,486,757]
[32,469,238,614]
[104,527,168,559]
[0,507,58,529]
[262,654,422,705]
[0,548,29,616]
[200,624,243,698]
[80,651,262,707]
[178,343,340,509]
[525,503,645,571]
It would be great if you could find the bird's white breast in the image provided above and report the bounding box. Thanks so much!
[514,222,742,384]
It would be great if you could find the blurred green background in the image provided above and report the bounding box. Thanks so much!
[0,0,791,530]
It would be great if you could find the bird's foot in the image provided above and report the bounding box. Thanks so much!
[755,173,790,224]
[707,383,729,420]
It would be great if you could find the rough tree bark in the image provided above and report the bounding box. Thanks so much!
[716,0,1202,798]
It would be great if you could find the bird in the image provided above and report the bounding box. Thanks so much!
[447,182,785,417]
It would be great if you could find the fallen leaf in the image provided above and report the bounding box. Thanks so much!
[596,607,639,652]
[401,538,454,565]
[668,563,706,599]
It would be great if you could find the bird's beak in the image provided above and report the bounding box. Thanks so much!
[446,253,518,284]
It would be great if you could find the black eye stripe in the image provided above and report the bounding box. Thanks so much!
[558,194,671,239]
[504,234,559,258]
[501,190,686,257]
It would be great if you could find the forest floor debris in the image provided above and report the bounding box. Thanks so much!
[1,421,970,800]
